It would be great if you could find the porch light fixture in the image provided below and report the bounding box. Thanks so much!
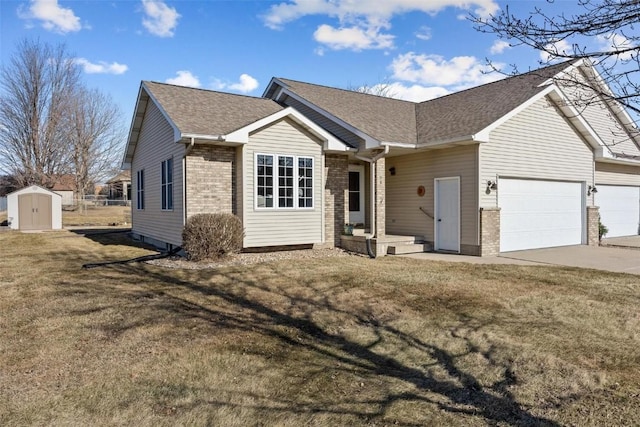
[588,185,598,196]
[389,166,396,176]
[486,180,497,191]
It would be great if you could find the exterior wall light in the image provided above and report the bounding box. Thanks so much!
[588,185,598,196]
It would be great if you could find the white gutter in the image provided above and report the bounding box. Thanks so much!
[354,145,389,238]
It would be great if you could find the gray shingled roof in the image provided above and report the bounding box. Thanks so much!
[275,78,417,144]
[143,81,284,136]
[275,61,574,146]
[416,61,574,143]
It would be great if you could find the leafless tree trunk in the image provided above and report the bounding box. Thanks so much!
[65,87,125,200]
[471,0,640,116]
[346,78,398,98]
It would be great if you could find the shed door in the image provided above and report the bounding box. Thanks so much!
[499,179,584,252]
[596,185,640,237]
[19,193,52,230]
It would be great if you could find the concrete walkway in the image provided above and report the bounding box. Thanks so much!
[402,244,640,275]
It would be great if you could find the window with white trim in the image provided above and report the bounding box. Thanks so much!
[255,154,314,209]
[136,169,144,210]
[161,158,173,210]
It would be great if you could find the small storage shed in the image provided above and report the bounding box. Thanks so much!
[7,185,62,230]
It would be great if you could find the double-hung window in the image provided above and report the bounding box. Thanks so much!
[136,169,144,210]
[256,154,313,209]
[161,158,173,210]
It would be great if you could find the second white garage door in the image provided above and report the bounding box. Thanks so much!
[499,179,584,252]
[596,185,640,237]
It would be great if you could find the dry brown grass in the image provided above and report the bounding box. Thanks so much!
[1,230,639,426]
[62,205,131,226]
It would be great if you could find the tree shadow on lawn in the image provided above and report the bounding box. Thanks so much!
[70,261,564,426]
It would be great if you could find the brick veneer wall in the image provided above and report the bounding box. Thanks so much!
[586,206,600,246]
[185,145,236,218]
[325,154,349,247]
[479,207,500,256]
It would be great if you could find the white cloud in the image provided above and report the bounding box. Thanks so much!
[18,0,82,33]
[228,74,259,93]
[540,39,573,63]
[597,33,635,61]
[263,0,499,30]
[262,0,499,51]
[390,52,501,88]
[75,58,128,75]
[213,74,259,94]
[365,82,449,102]
[166,71,201,88]
[141,0,180,37]
[313,24,394,51]
[490,40,510,54]
[415,26,431,41]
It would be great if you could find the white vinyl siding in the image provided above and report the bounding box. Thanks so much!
[131,101,185,246]
[244,117,323,247]
[561,68,640,156]
[481,96,594,207]
[595,162,640,186]
[385,145,478,247]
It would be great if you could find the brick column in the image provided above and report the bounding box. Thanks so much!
[586,206,600,246]
[374,157,385,237]
[185,146,236,218]
[324,154,349,247]
[479,207,500,256]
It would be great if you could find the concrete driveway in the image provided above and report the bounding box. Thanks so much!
[402,244,640,275]
[499,245,640,275]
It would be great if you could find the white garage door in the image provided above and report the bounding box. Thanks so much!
[499,179,584,252]
[596,185,640,237]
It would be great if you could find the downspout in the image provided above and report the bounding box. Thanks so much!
[354,145,389,258]
[182,137,195,226]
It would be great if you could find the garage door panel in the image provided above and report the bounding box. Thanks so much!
[500,179,584,252]
[596,185,640,237]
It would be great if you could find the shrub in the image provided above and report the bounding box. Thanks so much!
[182,213,244,261]
[598,219,609,242]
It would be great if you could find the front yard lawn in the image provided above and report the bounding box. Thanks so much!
[1,230,639,426]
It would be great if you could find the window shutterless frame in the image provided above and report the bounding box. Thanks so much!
[136,169,144,210]
[254,153,314,210]
[161,157,173,210]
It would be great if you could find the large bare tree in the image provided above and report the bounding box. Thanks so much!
[0,39,80,187]
[472,0,640,115]
[0,39,124,196]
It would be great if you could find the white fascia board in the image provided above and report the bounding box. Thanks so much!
[121,83,147,169]
[276,86,381,149]
[596,155,640,166]
[225,107,349,152]
[416,135,481,149]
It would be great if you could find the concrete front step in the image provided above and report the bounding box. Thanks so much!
[387,242,432,255]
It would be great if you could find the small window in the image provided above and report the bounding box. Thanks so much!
[136,169,144,210]
[278,155,294,208]
[161,158,173,210]
[298,157,313,208]
[256,154,274,208]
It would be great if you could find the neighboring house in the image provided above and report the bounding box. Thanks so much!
[49,174,76,206]
[122,59,640,256]
[106,170,131,202]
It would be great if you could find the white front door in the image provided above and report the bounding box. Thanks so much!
[348,165,365,225]
[435,177,460,252]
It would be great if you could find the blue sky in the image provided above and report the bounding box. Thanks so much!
[1,0,592,135]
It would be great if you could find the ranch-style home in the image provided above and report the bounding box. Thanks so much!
[122,59,640,257]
